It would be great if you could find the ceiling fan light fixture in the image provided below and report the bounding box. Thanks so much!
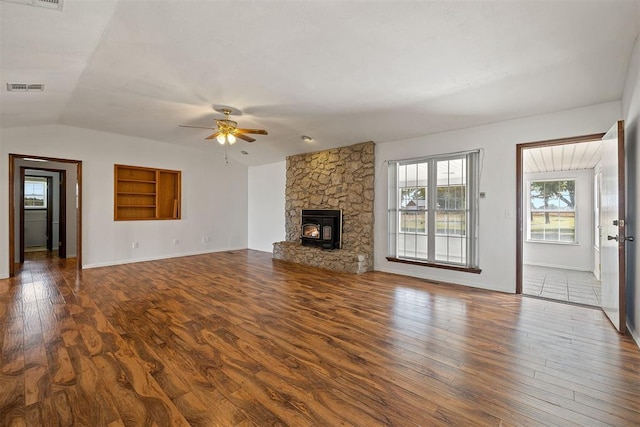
[180,105,267,145]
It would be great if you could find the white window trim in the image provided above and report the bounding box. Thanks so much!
[24,176,48,210]
[388,150,480,270]
[526,178,578,244]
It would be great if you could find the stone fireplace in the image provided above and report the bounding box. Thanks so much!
[273,141,374,273]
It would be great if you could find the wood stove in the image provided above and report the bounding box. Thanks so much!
[301,209,342,249]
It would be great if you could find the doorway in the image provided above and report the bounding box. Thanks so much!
[516,133,605,306]
[20,169,66,261]
[517,122,629,333]
[521,139,603,306]
[8,154,82,277]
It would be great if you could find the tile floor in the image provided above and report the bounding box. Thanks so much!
[523,264,601,306]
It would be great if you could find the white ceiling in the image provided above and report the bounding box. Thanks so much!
[1,0,639,166]
[524,140,602,173]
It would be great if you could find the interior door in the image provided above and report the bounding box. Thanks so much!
[600,120,628,333]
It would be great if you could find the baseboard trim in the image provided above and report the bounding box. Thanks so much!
[524,262,593,272]
[82,247,247,269]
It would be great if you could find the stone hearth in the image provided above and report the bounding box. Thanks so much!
[273,241,369,274]
[273,141,375,273]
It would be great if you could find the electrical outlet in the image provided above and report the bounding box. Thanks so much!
[202,236,210,243]
[132,242,139,249]
[173,239,180,245]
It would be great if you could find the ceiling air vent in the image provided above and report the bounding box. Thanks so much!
[1,0,63,11]
[34,0,62,9]
[6,83,45,92]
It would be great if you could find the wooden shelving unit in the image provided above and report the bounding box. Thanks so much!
[114,164,181,221]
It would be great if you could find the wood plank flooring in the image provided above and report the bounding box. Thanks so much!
[1,249,639,426]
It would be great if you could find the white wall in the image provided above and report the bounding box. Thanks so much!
[248,160,286,252]
[374,101,621,293]
[523,169,594,271]
[0,125,248,277]
[622,33,640,344]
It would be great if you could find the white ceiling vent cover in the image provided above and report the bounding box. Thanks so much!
[6,83,45,92]
[34,0,62,9]
[1,0,63,11]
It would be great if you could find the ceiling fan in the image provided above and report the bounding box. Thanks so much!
[179,107,268,145]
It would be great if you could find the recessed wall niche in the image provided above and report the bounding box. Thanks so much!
[114,164,181,221]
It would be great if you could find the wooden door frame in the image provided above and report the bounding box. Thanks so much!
[515,133,605,294]
[46,176,53,252]
[18,167,25,263]
[9,154,82,277]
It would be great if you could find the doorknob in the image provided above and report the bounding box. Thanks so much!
[608,235,635,242]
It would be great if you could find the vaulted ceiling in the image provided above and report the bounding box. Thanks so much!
[1,0,639,166]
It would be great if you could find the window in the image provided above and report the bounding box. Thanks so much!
[388,151,479,269]
[528,179,576,243]
[24,177,47,209]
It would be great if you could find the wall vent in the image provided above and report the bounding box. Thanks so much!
[1,0,63,11]
[6,83,45,92]
[34,0,62,9]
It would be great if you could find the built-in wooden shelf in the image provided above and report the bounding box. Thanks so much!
[117,179,157,184]
[117,192,157,196]
[114,164,181,221]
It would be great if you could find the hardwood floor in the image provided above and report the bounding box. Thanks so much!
[1,250,639,426]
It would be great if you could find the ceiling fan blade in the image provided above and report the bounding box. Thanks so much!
[236,128,268,135]
[205,131,221,140]
[234,133,256,143]
[179,125,217,130]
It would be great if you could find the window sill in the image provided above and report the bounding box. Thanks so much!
[386,257,481,274]
[526,240,579,246]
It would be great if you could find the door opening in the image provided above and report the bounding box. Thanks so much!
[9,155,82,277]
[20,170,65,261]
[22,174,51,254]
[517,136,603,307]
[516,122,631,333]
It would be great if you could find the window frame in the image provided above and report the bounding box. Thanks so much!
[526,178,578,244]
[24,176,48,209]
[387,150,480,272]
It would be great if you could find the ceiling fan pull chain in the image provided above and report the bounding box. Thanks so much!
[224,145,229,166]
